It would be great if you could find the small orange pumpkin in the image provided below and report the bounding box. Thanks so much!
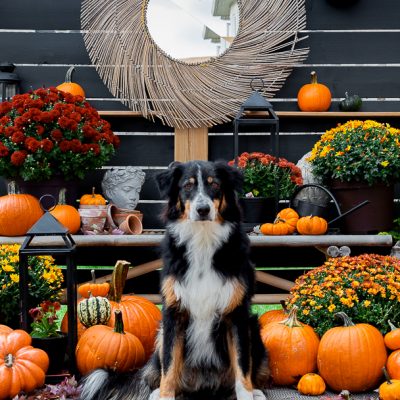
[79,187,107,205]
[260,222,292,236]
[275,208,299,234]
[259,301,288,328]
[50,188,81,234]
[56,66,85,98]
[385,321,400,351]
[78,269,110,298]
[296,215,328,235]
[387,349,400,379]
[261,306,320,386]
[380,367,400,400]
[297,71,332,112]
[76,310,145,376]
[297,373,326,396]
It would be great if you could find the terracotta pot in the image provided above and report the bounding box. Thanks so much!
[107,204,143,228]
[118,214,143,235]
[78,205,108,232]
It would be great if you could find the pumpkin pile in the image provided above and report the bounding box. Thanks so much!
[260,207,328,236]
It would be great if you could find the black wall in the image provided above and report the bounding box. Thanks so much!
[1,0,400,230]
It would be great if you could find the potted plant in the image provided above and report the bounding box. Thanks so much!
[229,151,303,227]
[29,300,68,374]
[307,119,400,233]
[0,244,64,328]
[0,87,120,204]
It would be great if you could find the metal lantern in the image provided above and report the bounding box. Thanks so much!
[0,63,20,102]
[19,207,78,374]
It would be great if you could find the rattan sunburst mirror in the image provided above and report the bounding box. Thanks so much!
[81,0,309,128]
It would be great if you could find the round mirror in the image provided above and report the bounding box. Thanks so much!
[146,0,239,63]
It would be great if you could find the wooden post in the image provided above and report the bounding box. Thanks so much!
[174,127,208,161]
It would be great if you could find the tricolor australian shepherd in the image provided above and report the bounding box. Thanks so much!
[80,160,269,400]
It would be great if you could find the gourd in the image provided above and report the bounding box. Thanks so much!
[339,91,362,111]
[387,350,400,379]
[297,373,326,396]
[77,292,112,328]
[78,269,110,298]
[107,260,162,360]
[261,305,320,386]
[260,222,292,236]
[259,301,288,327]
[296,215,328,235]
[76,310,145,375]
[385,320,400,351]
[317,312,387,392]
[275,208,299,234]
[0,182,43,236]
[56,66,85,98]
[297,71,332,112]
[380,367,400,400]
[0,329,49,399]
[79,187,107,205]
[50,188,81,234]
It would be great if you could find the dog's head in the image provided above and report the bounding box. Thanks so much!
[156,160,243,223]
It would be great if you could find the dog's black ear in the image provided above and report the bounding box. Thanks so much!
[155,161,184,198]
[214,161,244,194]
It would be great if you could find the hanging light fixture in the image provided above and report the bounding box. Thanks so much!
[0,63,20,102]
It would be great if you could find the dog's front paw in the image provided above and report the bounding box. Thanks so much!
[149,389,175,400]
[235,381,253,400]
[253,389,267,400]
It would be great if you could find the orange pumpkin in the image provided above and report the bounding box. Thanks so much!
[107,261,162,360]
[60,311,87,340]
[79,187,107,205]
[0,325,12,334]
[0,182,43,236]
[76,310,145,376]
[297,71,332,112]
[297,373,326,396]
[387,349,400,379]
[259,301,288,328]
[317,312,387,392]
[296,215,328,235]
[380,367,400,400]
[275,208,299,233]
[50,188,81,234]
[261,306,320,386]
[0,329,49,399]
[385,321,400,351]
[260,222,292,236]
[78,269,110,298]
[56,66,85,98]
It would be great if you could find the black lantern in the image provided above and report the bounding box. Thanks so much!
[0,63,20,102]
[19,205,78,374]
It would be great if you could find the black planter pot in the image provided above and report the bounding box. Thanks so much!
[239,197,275,231]
[31,333,68,374]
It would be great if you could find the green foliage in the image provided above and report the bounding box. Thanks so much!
[380,218,400,242]
[29,300,62,338]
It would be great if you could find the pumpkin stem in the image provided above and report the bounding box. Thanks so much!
[7,181,18,195]
[91,187,96,198]
[335,312,355,327]
[279,299,287,312]
[4,354,14,368]
[388,319,397,331]
[382,367,393,384]
[91,269,97,284]
[58,188,67,205]
[108,260,131,303]
[310,71,318,84]
[280,305,302,328]
[65,66,75,83]
[113,309,125,334]
[339,390,350,399]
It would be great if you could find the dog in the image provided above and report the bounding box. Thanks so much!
[80,160,270,400]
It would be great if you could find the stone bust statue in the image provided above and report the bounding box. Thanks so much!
[101,166,146,210]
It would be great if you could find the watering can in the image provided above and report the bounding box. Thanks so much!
[289,184,370,226]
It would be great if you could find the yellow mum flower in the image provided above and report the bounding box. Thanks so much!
[328,304,336,313]
[364,300,371,307]
[10,274,19,283]
[381,161,389,167]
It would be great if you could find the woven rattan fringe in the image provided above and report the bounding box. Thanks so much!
[81,0,309,128]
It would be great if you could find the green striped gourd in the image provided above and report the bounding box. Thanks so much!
[77,291,111,328]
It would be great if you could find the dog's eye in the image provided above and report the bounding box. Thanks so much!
[183,182,194,191]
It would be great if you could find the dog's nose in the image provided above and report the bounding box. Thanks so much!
[196,205,210,217]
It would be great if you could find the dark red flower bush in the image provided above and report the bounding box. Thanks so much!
[0,87,120,181]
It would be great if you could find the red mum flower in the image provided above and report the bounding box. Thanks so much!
[51,129,63,142]
[40,139,54,152]
[59,140,71,153]
[25,137,41,152]
[10,150,27,166]
[0,143,9,157]
[11,131,25,144]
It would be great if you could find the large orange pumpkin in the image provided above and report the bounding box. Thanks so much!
[50,188,81,234]
[76,310,145,376]
[0,182,43,236]
[56,66,85,98]
[261,306,320,386]
[259,301,288,328]
[385,321,400,351]
[317,312,387,392]
[387,350,400,379]
[297,71,332,112]
[0,329,49,399]
[107,261,162,360]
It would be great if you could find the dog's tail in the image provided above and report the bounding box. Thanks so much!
[79,368,152,400]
